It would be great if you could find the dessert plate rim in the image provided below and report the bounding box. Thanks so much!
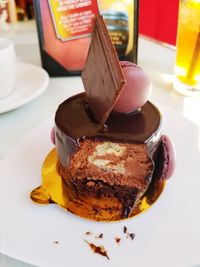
[0,62,49,114]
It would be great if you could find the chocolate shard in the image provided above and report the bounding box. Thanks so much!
[81,15,125,126]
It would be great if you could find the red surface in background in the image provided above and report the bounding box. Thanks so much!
[139,0,180,45]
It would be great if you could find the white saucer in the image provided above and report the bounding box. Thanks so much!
[0,63,49,113]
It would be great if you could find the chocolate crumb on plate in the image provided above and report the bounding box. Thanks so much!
[85,231,92,235]
[84,232,103,238]
[84,240,110,260]
[123,226,136,240]
[123,226,127,234]
[96,233,103,239]
[115,237,121,244]
[129,233,135,240]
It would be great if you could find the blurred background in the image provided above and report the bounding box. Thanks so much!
[0,0,179,46]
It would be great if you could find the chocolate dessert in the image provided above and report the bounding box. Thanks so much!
[29,13,178,223]
[55,93,161,219]
[51,15,171,220]
[31,15,175,221]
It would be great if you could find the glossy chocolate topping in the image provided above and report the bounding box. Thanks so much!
[55,93,162,167]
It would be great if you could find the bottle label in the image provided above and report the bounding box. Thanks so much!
[48,0,99,41]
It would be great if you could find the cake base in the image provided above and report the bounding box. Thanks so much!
[31,149,164,222]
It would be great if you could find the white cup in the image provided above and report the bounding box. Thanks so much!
[0,38,16,98]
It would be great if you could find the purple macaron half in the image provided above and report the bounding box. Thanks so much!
[156,135,176,181]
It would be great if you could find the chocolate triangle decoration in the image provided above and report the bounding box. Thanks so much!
[81,15,125,126]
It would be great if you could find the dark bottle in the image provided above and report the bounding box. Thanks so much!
[102,0,139,63]
[103,11,130,59]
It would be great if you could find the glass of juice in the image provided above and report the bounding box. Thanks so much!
[173,0,200,96]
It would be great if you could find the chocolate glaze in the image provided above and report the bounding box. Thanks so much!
[55,93,162,167]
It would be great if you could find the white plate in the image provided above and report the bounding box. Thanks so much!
[0,63,49,113]
[0,107,200,267]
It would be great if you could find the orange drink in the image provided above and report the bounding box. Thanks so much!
[174,0,200,95]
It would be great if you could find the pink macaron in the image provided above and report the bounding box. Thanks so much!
[113,61,152,113]
[158,135,176,180]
